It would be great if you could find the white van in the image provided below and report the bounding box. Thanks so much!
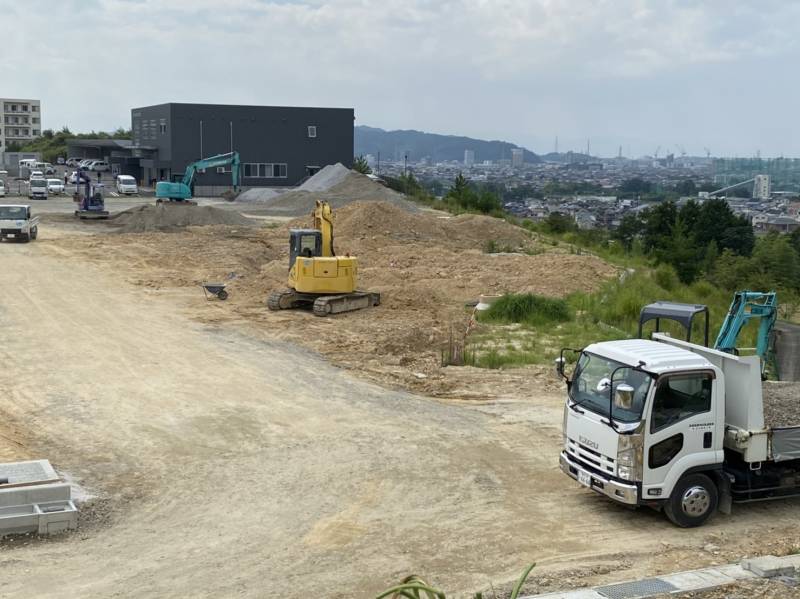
[90,161,110,172]
[29,178,48,199]
[115,175,138,195]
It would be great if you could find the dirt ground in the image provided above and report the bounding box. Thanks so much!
[1,203,800,598]
[51,201,614,400]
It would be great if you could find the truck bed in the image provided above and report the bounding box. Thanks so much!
[763,382,800,428]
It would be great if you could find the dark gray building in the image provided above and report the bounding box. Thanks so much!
[131,103,354,189]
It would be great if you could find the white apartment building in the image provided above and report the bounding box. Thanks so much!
[0,98,42,155]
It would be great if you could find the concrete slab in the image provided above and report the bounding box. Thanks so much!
[0,460,77,537]
[522,555,800,599]
[741,555,797,578]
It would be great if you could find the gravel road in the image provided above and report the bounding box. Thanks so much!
[1,228,800,597]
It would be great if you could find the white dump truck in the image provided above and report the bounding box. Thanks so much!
[558,333,800,527]
[0,205,39,242]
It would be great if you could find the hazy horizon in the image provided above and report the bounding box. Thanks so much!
[5,0,799,158]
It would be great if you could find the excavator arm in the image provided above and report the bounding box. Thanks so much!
[313,200,335,257]
[714,291,778,373]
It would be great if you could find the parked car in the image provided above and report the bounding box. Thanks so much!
[78,160,96,171]
[66,158,83,167]
[69,170,82,184]
[115,175,138,195]
[90,161,110,172]
[47,178,65,195]
[29,170,44,180]
[29,178,48,200]
[57,157,65,165]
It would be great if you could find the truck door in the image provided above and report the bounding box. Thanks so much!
[642,371,720,496]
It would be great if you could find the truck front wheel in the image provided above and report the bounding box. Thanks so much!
[665,473,718,527]
[30,226,38,240]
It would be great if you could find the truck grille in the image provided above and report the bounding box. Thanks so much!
[567,437,615,475]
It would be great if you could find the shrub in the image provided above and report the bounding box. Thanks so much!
[481,293,571,327]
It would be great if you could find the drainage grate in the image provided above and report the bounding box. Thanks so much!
[596,578,678,599]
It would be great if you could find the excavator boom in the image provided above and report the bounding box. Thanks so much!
[714,290,778,374]
[156,151,240,202]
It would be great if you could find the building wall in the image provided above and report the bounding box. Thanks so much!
[131,103,354,187]
[0,98,42,160]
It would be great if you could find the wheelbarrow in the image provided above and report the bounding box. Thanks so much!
[201,283,228,301]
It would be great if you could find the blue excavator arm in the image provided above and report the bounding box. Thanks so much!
[714,291,778,373]
[157,151,240,201]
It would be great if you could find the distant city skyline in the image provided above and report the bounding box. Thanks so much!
[6,1,800,158]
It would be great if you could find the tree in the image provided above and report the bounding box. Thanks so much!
[544,212,577,234]
[657,216,701,284]
[640,201,677,253]
[352,155,372,175]
[613,213,643,251]
[674,179,697,196]
[450,172,468,198]
[619,178,652,194]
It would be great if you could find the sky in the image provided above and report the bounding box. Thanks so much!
[5,0,800,158]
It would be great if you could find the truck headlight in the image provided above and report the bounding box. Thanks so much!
[617,432,643,481]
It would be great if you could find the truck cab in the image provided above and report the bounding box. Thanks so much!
[0,205,39,242]
[559,334,800,527]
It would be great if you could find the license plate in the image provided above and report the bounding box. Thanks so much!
[6,233,15,238]
[578,471,591,487]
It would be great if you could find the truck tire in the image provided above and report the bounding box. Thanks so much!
[664,473,718,528]
[30,226,38,240]
[20,232,30,243]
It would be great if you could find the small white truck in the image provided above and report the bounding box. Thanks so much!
[558,333,800,527]
[0,205,39,242]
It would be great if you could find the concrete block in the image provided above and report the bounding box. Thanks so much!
[0,483,71,508]
[36,501,78,535]
[741,556,797,578]
[660,567,737,592]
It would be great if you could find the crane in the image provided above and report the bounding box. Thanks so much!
[714,291,778,376]
[155,152,240,204]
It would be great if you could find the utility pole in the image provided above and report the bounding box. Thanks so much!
[403,152,408,177]
[555,135,559,154]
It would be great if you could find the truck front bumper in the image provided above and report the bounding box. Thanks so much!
[560,451,639,506]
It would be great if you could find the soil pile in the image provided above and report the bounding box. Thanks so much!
[326,201,533,251]
[247,171,417,216]
[112,204,256,233]
[298,163,350,192]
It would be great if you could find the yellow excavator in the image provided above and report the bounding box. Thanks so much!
[267,200,380,316]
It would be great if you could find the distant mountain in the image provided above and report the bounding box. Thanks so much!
[355,126,540,164]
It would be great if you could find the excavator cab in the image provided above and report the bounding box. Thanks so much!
[289,229,322,268]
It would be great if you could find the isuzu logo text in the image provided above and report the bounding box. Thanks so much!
[579,435,599,450]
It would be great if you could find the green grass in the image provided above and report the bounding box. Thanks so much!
[466,267,762,369]
[480,293,571,327]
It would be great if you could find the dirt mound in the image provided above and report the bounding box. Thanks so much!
[112,204,257,233]
[248,171,418,216]
[304,201,535,252]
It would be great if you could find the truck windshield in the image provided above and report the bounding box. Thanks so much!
[0,207,26,219]
[569,352,651,422]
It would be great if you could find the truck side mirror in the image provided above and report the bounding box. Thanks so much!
[554,357,566,379]
[614,383,635,410]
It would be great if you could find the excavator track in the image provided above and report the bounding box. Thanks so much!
[267,289,301,311]
[312,292,380,317]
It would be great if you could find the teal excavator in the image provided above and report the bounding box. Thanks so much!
[155,152,240,204]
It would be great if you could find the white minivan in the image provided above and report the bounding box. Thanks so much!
[116,175,138,195]
[90,161,110,172]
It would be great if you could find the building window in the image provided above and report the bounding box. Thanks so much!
[11,105,17,112]
[243,163,288,178]
[159,123,166,134]
[32,117,39,124]
[21,105,28,112]
[32,105,38,112]
[32,129,39,136]
[307,125,317,138]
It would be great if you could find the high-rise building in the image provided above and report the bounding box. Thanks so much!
[753,174,770,200]
[0,99,42,158]
[511,148,524,168]
[464,149,475,167]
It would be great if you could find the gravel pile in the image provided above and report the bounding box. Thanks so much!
[762,381,800,428]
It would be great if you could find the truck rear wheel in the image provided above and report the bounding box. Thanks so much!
[664,473,718,527]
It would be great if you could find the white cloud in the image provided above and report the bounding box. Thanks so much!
[4,0,800,155]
